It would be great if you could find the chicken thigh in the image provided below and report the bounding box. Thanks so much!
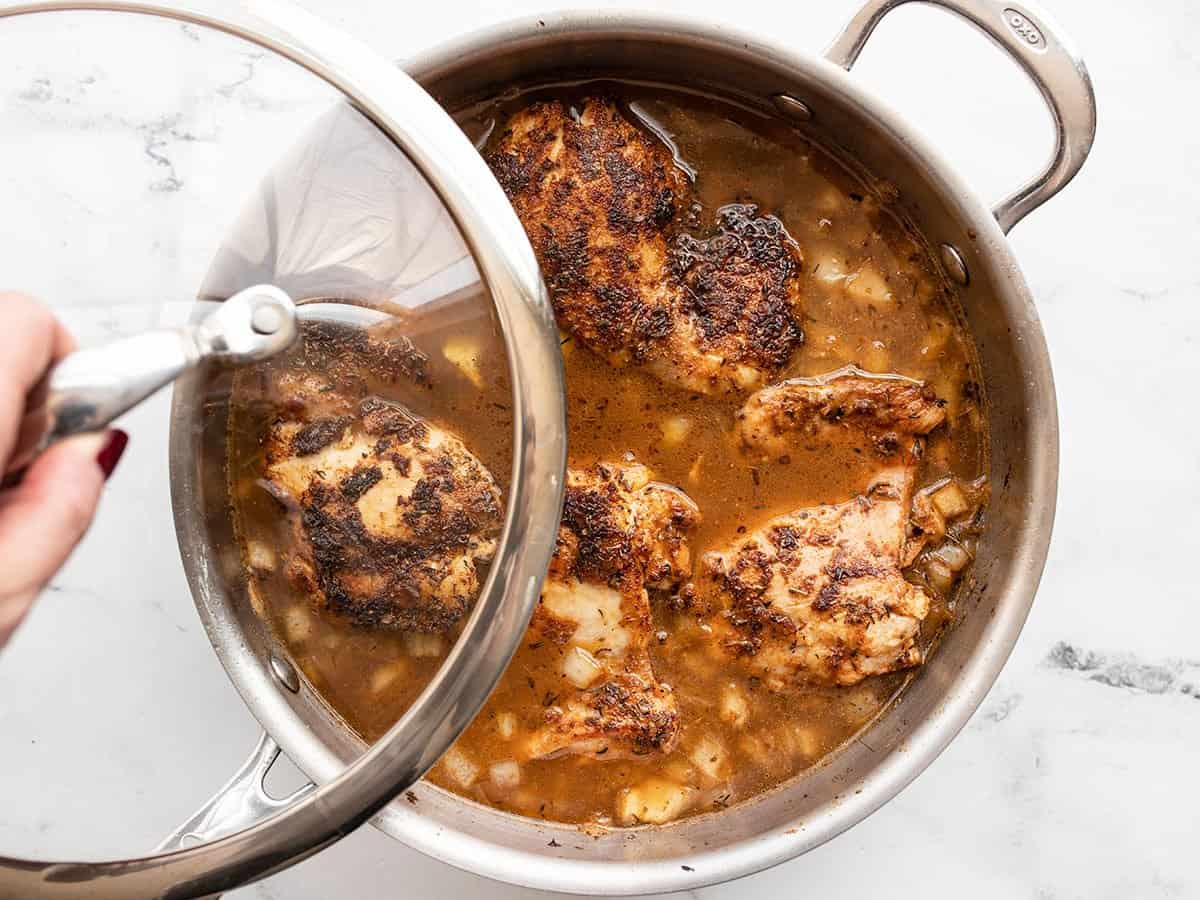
[487,97,804,394]
[702,467,931,687]
[522,462,699,760]
[705,368,947,687]
[264,396,502,632]
[736,366,945,461]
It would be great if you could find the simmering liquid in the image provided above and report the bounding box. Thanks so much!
[229,84,988,827]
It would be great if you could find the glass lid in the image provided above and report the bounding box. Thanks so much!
[0,1,565,897]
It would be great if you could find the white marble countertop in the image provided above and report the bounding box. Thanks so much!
[1,0,1196,897]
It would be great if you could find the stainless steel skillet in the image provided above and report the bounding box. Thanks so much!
[0,0,1094,895]
[171,0,1089,894]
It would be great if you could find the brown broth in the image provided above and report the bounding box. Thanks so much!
[228,83,988,828]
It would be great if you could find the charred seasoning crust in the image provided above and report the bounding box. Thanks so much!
[548,464,697,595]
[300,481,471,633]
[705,547,795,655]
[537,674,680,756]
[360,396,428,441]
[738,374,947,460]
[486,97,805,384]
[339,465,382,501]
[583,677,679,754]
[703,478,932,687]
[671,203,804,371]
[814,380,942,436]
[292,416,351,456]
[276,321,430,396]
[487,98,688,359]
[524,463,693,758]
[531,605,577,646]
[705,527,891,653]
[279,401,501,633]
[557,476,636,585]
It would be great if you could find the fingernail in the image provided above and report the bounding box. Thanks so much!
[96,429,128,479]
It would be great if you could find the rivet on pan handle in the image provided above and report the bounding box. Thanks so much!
[824,0,1097,233]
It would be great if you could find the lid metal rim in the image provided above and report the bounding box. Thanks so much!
[0,1,566,897]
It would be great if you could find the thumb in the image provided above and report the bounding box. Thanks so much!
[0,430,126,642]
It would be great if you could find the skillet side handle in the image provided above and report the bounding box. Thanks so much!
[824,0,1096,233]
[155,733,315,855]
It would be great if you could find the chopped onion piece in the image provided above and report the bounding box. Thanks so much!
[247,581,267,618]
[616,779,695,825]
[931,481,970,519]
[719,685,749,728]
[660,416,692,447]
[563,646,603,688]
[844,263,893,304]
[931,541,971,572]
[442,338,484,388]
[812,252,848,284]
[926,558,955,594]
[282,606,311,643]
[489,760,521,790]
[370,659,407,695]
[792,725,821,760]
[911,490,947,544]
[495,712,517,740]
[689,736,726,782]
[405,633,445,658]
[246,540,276,571]
[732,365,760,391]
[440,747,479,788]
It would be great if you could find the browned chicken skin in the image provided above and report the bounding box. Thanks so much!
[702,467,931,687]
[736,366,946,462]
[523,462,700,760]
[264,398,502,632]
[487,97,804,394]
[705,369,947,687]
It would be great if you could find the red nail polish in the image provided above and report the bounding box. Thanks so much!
[97,429,128,479]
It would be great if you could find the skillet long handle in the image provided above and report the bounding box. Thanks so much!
[155,733,316,854]
[824,0,1096,233]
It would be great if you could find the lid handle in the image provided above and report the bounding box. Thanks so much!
[6,285,296,476]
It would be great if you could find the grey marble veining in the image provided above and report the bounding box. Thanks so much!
[0,1,1196,898]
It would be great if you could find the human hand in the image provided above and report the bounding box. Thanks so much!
[0,293,126,648]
